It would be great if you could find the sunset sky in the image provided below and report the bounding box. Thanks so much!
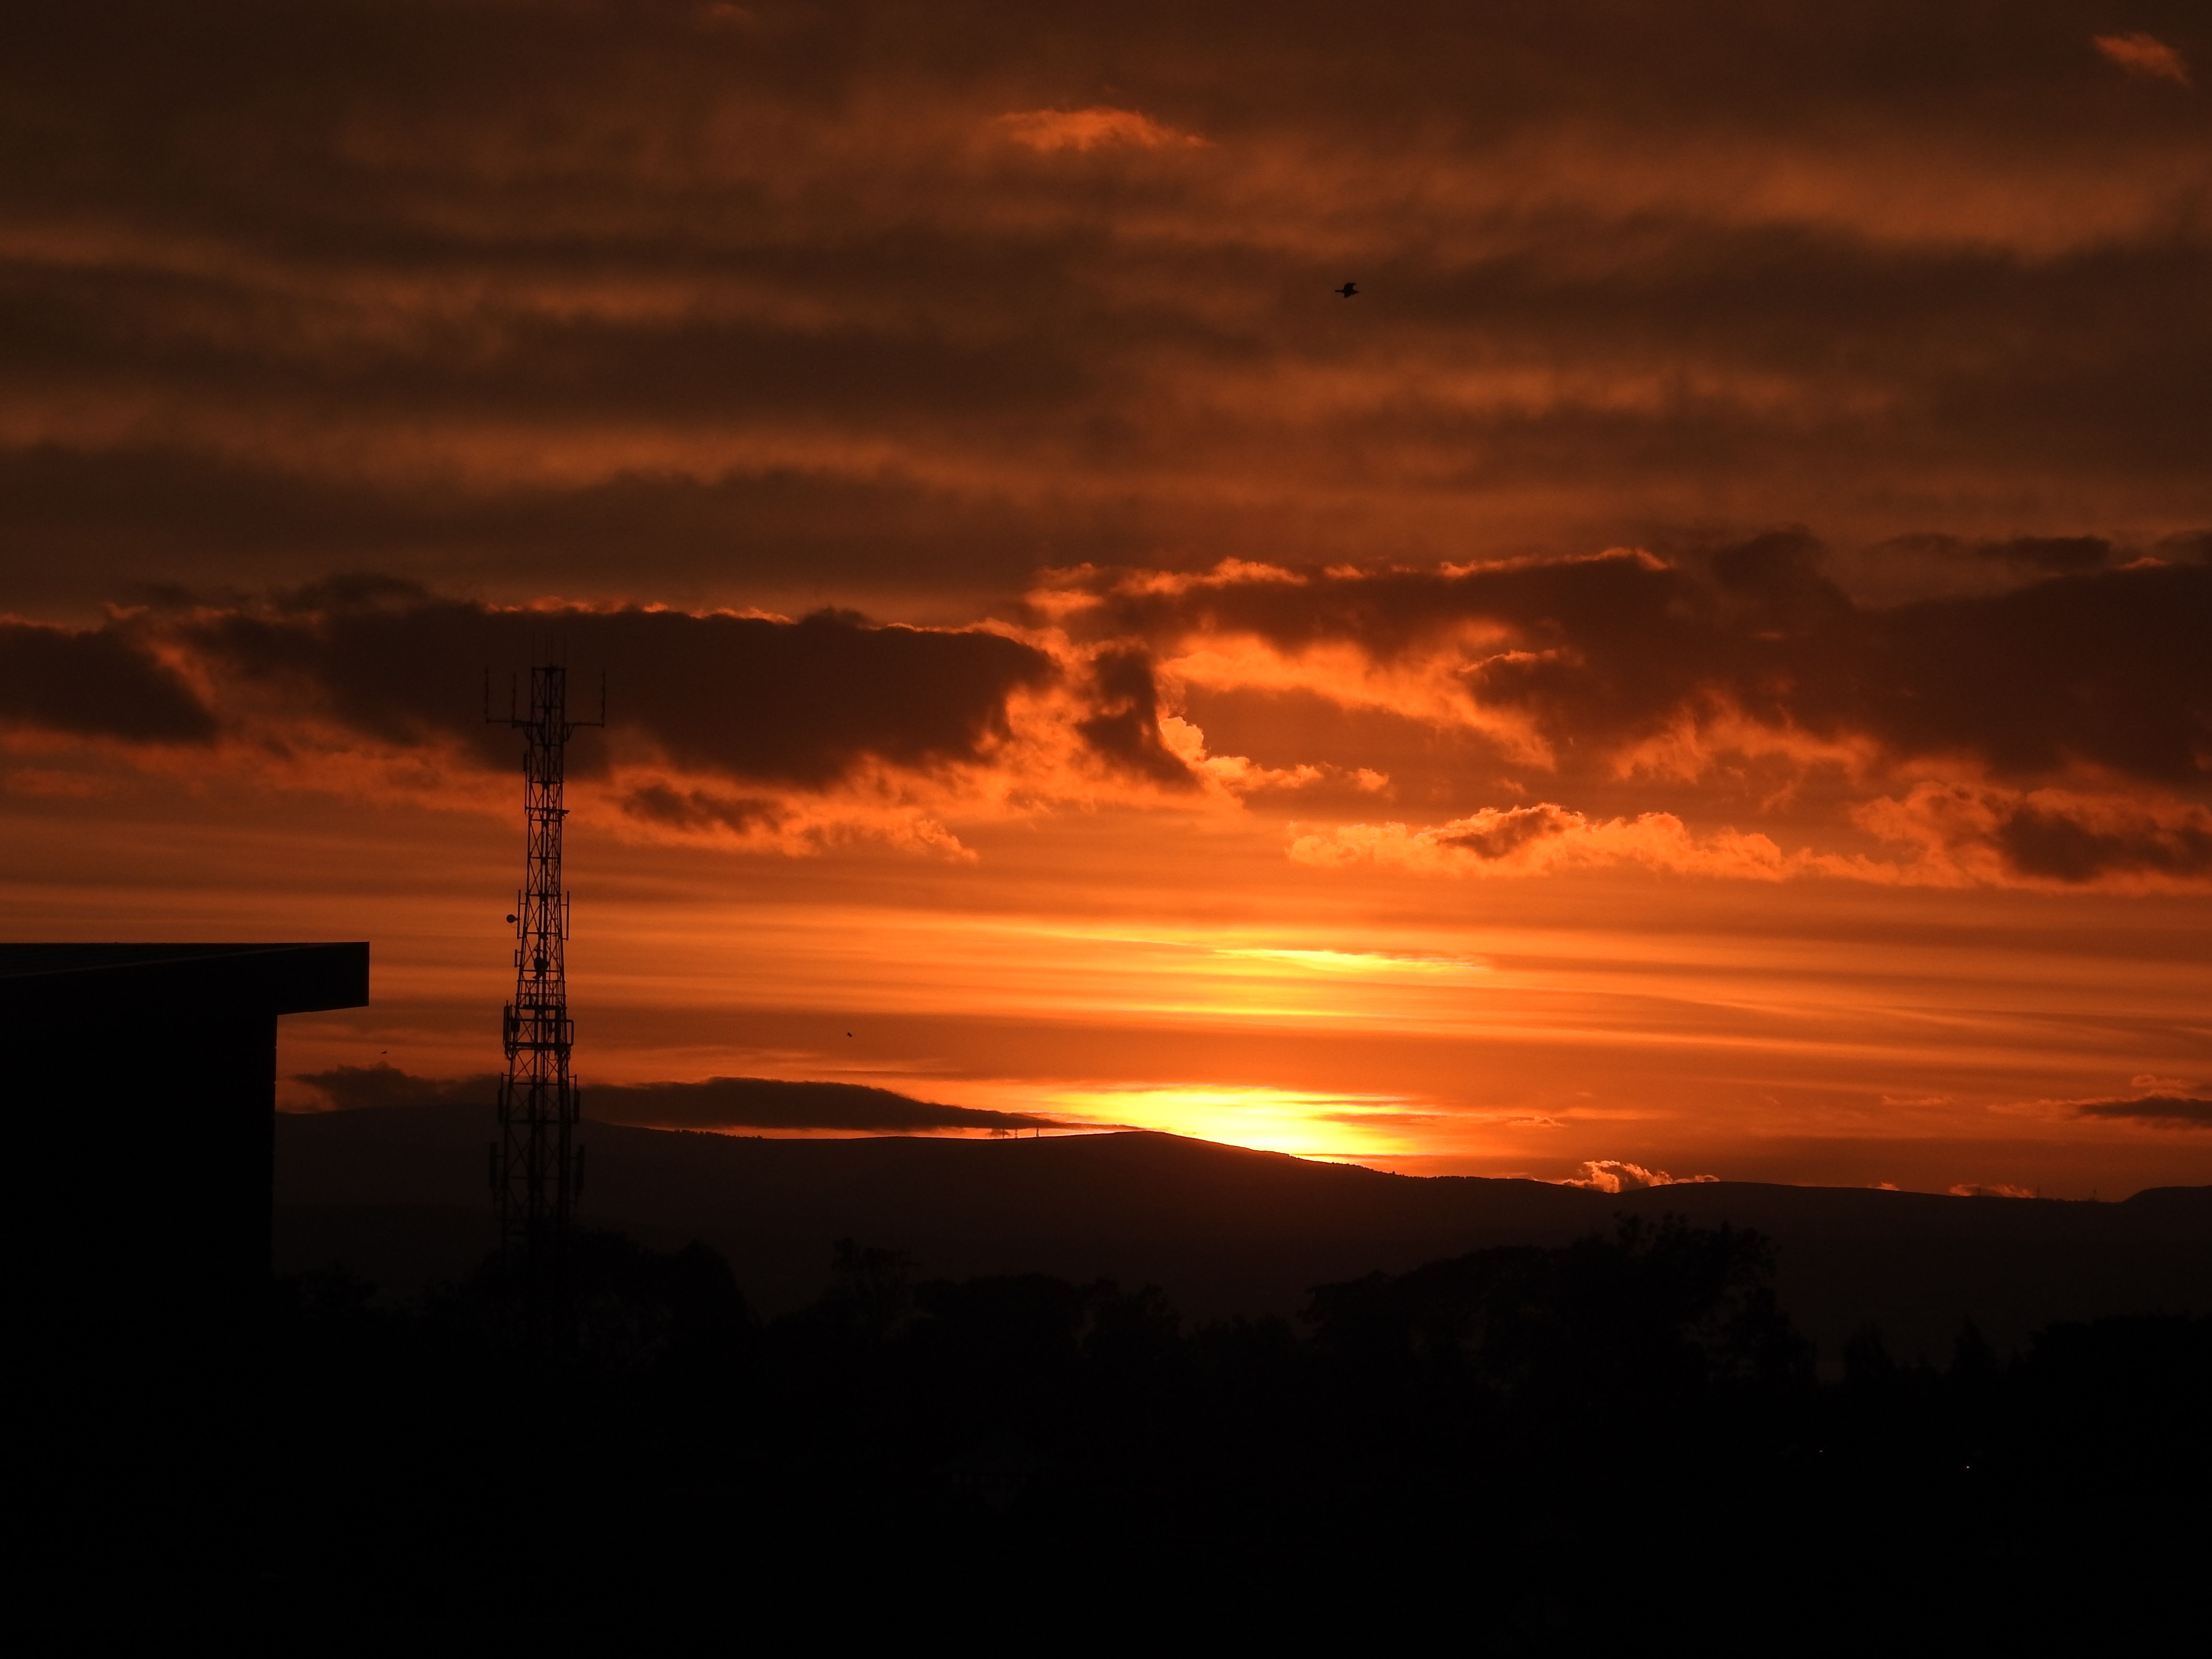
[4,1,2207,1195]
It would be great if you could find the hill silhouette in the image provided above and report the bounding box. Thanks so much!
[276,1103,2210,1363]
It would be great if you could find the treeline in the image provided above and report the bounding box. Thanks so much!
[254,1220,2204,1639]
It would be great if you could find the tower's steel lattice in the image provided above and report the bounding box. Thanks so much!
[489,664,601,1322]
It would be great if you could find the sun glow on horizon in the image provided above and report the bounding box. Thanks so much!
[1044,1082,1438,1160]
[1212,947,1489,976]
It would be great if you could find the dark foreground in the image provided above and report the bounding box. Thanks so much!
[59,1218,2211,1642]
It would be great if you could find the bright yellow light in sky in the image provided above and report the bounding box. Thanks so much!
[1213,947,1488,976]
[1046,1084,1432,1160]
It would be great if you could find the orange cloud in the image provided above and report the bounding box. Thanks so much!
[1283,783,2212,898]
[1285,783,2212,895]
[1286,805,1797,881]
[1053,546,2212,806]
[21,563,2207,896]
[1855,783,2212,892]
[1564,1160,1718,1192]
[2093,33,2192,87]
[1,588,1352,859]
[996,107,1208,153]
[608,771,981,862]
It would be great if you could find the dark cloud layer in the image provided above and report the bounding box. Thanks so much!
[0,618,215,744]
[2,2,2206,616]
[1995,803,2212,883]
[1070,541,2212,792]
[2074,1094,2212,1129]
[1076,648,1197,788]
[585,1077,1059,1133]
[296,1063,1058,1132]
[8,540,2207,873]
[183,583,1053,787]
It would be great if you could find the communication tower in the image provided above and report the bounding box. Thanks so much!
[488,663,602,1334]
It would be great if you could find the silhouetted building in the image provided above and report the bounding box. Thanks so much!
[8,942,368,1599]
[6,942,369,1350]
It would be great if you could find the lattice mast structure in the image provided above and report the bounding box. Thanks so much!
[488,663,602,1326]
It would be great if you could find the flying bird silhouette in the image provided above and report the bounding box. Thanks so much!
[1336,281,1358,298]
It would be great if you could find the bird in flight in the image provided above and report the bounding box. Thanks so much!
[1336,281,1358,298]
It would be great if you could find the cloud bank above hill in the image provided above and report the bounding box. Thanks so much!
[294,1063,1064,1133]
[5,528,2207,886]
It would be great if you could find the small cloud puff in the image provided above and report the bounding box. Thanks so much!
[1563,1159,1719,1193]
[2094,33,2192,86]
[1289,805,1794,882]
[997,107,1209,153]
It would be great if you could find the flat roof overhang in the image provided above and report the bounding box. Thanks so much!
[0,942,370,1018]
